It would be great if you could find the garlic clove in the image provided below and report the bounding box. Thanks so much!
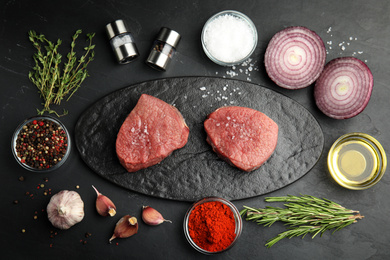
[109,215,138,243]
[92,185,117,217]
[142,206,172,226]
[47,190,84,230]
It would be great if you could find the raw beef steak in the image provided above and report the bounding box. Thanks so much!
[116,94,189,172]
[204,106,278,172]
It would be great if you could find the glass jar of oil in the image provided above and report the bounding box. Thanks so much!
[327,133,387,190]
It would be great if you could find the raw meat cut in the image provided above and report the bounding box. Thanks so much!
[116,94,189,172]
[204,106,278,172]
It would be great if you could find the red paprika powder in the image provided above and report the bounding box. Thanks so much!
[188,201,236,252]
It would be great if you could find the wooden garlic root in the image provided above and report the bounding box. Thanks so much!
[47,190,84,230]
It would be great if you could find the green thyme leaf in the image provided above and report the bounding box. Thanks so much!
[28,29,95,116]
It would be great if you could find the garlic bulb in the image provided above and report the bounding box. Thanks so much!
[47,190,84,230]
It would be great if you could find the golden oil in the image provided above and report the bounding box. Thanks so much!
[331,140,377,184]
[327,133,387,190]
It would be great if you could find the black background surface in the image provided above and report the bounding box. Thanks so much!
[1,1,389,259]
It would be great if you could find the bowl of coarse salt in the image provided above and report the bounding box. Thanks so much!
[201,10,258,66]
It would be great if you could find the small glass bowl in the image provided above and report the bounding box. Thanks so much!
[201,10,258,66]
[11,116,71,173]
[327,133,386,190]
[183,197,243,255]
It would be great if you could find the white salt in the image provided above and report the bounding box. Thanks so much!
[111,34,132,49]
[226,70,238,77]
[203,13,256,63]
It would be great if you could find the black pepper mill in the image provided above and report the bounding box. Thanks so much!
[146,27,181,71]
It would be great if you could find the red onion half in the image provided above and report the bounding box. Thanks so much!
[314,57,373,119]
[264,26,326,89]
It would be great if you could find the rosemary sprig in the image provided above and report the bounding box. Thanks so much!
[240,194,364,248]
[28,29,95,116]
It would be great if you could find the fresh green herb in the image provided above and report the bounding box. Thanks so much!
[28,29,95,116]
[240,194,364,248]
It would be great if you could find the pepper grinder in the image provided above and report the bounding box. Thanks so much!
[146,27,181,71]
[106,19,139,64]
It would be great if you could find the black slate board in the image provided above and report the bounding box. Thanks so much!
[75,77,324,201]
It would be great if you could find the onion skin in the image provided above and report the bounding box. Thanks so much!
[314,57,373,119]
[264,26,326,89]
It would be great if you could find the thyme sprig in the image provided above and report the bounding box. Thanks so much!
[240,194,364,248]
[28,29,95,116]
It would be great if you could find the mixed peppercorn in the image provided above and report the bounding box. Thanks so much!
[15,119,68,170]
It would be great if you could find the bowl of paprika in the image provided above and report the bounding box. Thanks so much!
[11,116,71,173]
[183,197,243,255]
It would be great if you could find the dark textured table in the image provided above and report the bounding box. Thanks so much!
[1,1,389,259]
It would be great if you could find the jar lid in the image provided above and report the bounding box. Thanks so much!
[106,19,129,39]
[156,27,181,47]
